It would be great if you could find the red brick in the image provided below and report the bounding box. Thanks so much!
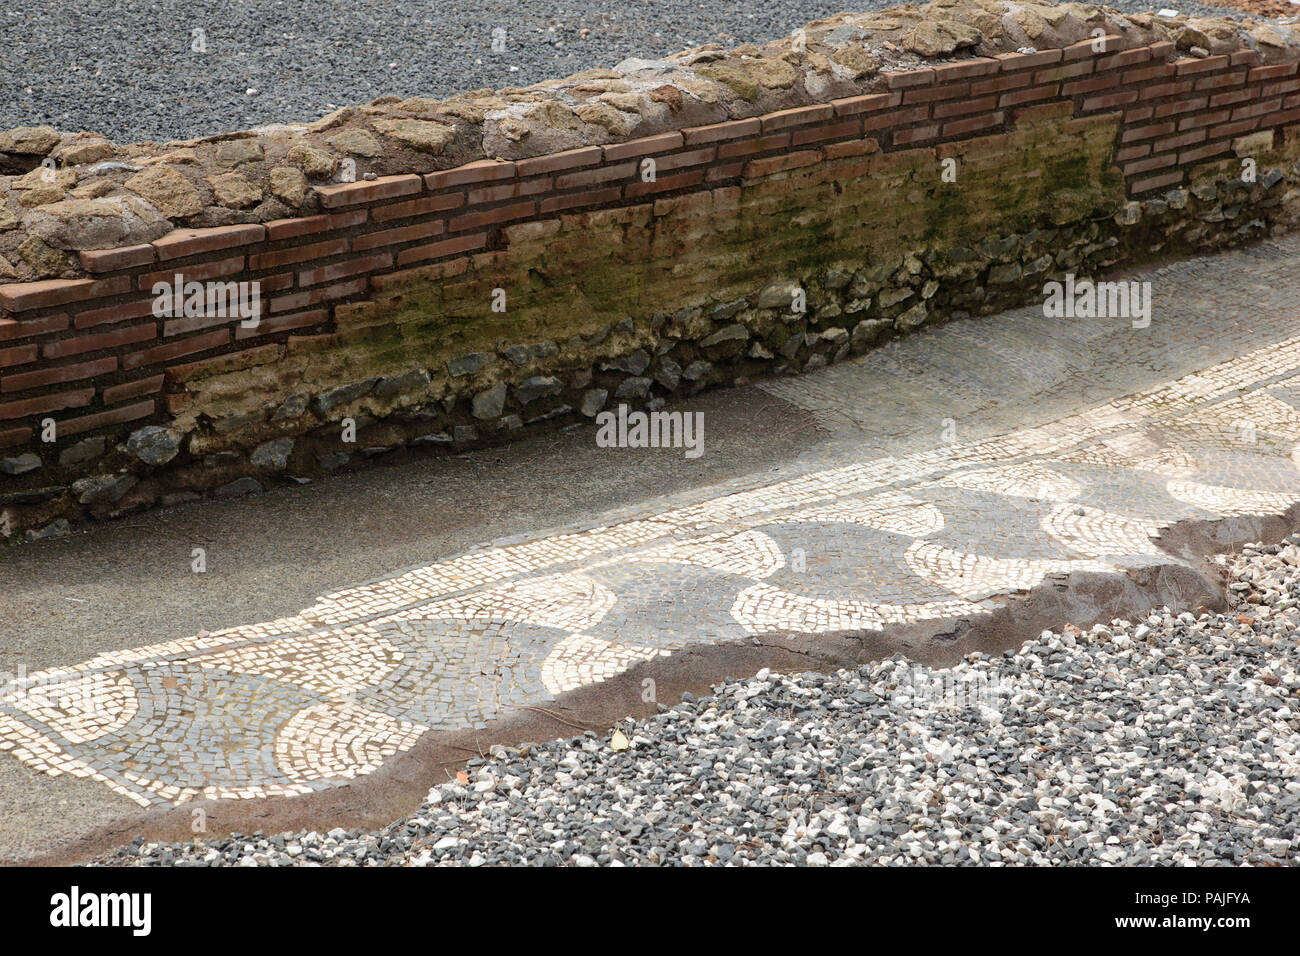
[903,83,970,105]
[884,68,935,90]
[258,273,293,296]
[1064,73,1120,97]
[1153,97,1208,118]
[265,209,368,240]
[1139,79,1197,101]
[1096,48,1153,72]
[515,147,603,178]
[43,323,154,359]
[234,309,329,341]
[152,224,265,262]
[716,132,791,160]
[394,232,487,268]
[266,277,367,314]
[816,137,878,159]
[368,194,463,223]
[1229,50,1262,68]
[0,344,36,368]
[1114,143,1151,162]
[121,329,229,370]
[0,314,68,341]
[353,220,445,252]
[1249,63,1299,83]
[1085,91,1141,113]
[1127,106,1154,124]
[299,251,390,287]
[138,255,245,291]
[998,85,1058,108]
[1123,63,1175,85]
[551,165,631,191]
[0,276,131,314]
[1232,97,1283,122]
[1174,55,1230,77]
[58,399,154,435]
[602,131,685,162]
[862,106,931,132]
[705,160,747,182]
[78,244,156,273]
[101,374,164,405]
[971,72,1033,96]
[892,124,940,146]
[1178,109,1232,131]
[1121,121,1176,144]
[249,239,348,271]
[933,96,998,120]
[73,298,155,330]
[1196,73,1246,93]
[1179,141,1233,164]
[650,147,717,173]
[165,344,282,382]
[1210,88,1257,109]
[538,185,623,213]
[160,309,248,339]
[1210,119,1262,141]
[761,104,834,132]
[1034,61,1094,84]
[1151,129,1206,153]
[998,49,1063,72]
[0,388,94,421]
[423,160,516,191]
[2,355,116,392]
[1265,107,1300,127]
[930,59,999,81]
[740,151,821,179]
[792,118,863,146]
[316,174,423,208]
[624,168,705,197]
[0,426,32,447]
[448,201,536,232]
[681,118,762,145]
[830,93,901,117]
[1261,79,1300,99]
[942,113,1005,137]
[1123,153,1177,177]
[369,256,471,291]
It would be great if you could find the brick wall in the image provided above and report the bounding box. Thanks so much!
[2,36,1299,534]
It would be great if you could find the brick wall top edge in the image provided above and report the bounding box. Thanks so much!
[0,0,1294,303]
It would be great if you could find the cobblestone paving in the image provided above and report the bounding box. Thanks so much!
[4,239,1300,808]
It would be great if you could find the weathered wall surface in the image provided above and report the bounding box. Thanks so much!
[2,4,1300,537]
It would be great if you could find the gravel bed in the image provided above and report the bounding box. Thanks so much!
[1,0,1257,144]
[100,534,1300,867]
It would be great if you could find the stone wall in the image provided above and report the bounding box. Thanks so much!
[2,4,1300,537]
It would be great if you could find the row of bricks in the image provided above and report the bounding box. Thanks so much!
[0,98,1009,321]
[0,303,332,395]
[1,85,1289,369]
[0,397,154,446]
[1077,70,1299,114]
[2,38,1278,306]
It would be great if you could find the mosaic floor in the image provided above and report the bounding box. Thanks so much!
[4,240,1300,808]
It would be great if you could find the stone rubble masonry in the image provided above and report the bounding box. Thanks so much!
[2,3,1300,535]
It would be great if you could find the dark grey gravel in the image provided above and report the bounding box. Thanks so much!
[99,534,1300,867]
[0,0,1258,144]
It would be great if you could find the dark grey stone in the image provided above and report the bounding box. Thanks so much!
[126,425,181,466]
